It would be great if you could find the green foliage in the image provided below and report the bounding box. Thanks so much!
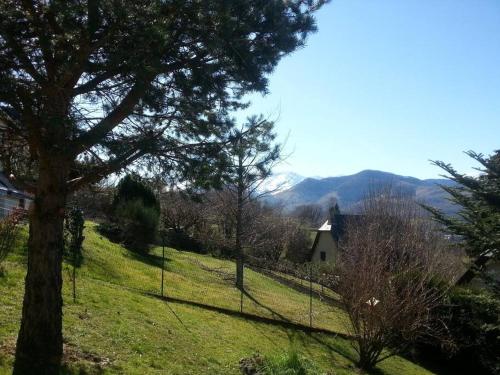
[0,1,325,371]
[103,175,160,252]
[262,350,318,375]
[114,199,160,252]
[225,116,281,187]
[113,175,159,213]
[425,150,500,263]
[0,0,324,189]
[442,288,500,375]
[65,207,85,267]
[240,350,319,375]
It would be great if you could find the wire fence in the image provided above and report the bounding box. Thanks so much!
[75,237,348,335]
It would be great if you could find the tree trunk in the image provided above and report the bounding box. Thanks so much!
[13,159,69,375]
[456,251,492,285]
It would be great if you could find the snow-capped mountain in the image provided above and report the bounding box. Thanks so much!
[271,170,458,214]
[259,172,305,195]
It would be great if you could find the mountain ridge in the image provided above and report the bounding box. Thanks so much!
[268,169,457,214]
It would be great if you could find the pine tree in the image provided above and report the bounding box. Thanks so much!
[0,2,323,372]
[425,150,500,284]
[224,116,281,289]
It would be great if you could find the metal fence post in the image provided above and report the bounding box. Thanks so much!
[161,234,165,297]
[240,262,244,313]
[309,265,313,328]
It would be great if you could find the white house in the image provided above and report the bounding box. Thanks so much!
[310,211,355,263]
[310,219,338,263]
[0,110,33,218]
[0,172,32,218]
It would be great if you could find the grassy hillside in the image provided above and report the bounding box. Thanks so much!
[0,223,435,375]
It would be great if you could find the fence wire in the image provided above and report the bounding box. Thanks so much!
[75,240,348,335]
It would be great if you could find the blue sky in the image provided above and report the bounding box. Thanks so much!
[237,0,500,179]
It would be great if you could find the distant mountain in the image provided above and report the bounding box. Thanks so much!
[269,170,457,214]
[259,172,305,195]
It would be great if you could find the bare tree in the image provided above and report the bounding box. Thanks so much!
[333,188,456,371]
[160,191,204,233]
[292,203,324,227]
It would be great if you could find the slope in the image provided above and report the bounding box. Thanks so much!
[0,224,435,375]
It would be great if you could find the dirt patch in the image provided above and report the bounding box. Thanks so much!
[63,342,112,368]
[0,337,16,356]
[0,338,112,371]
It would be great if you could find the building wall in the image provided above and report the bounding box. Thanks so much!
[311,232,338,263]
[0,193,27,219]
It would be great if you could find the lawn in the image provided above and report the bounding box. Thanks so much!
[0,223,436,375]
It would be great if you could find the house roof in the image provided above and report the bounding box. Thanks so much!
[317,220,331,231]
[309,214,364,261]
[0,172,32,200]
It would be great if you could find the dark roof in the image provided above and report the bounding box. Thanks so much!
[309,214,364,260]
[0,172,15,190]
[0,172,32,199]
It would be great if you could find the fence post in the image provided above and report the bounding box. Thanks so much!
[161,233,165,297]
[240,263,244,313]
[309,265,313,328]
[72,255,77,303]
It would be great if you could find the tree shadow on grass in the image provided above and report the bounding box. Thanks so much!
[60,364,107,375]
[125,249,173,269]
[150,293,348,339]
[162,300,191,333]
[242,289,293,323]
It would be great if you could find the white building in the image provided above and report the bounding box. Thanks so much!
[0,172,32,218]
[310,210,356,263]
[310,219,338,263]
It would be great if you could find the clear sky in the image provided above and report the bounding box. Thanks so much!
[237,0,500,180]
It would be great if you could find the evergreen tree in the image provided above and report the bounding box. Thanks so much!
[64,207,85,303]
[113,174,160,213]
[0,1,323,372]
[425,150,500,284]
[111,174,160,251]
[224,116,282,289]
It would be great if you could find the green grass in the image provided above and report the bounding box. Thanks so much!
[0,223,435,375]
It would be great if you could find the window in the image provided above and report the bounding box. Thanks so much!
[320,251,326,261]
[18,198,25,208]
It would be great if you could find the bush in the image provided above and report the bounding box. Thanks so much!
[416,287,500,375]
[64,207,85,266]
[445,288,500,374]
[115,199,160,252]
[163,228,204,253]
[239,350,319,375]
[0,210,23,269]
[112,174,159,212]
[100,174,160,253]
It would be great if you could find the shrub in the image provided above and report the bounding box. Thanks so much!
[0,210,23,270]
[239,350,319,375]
[432,288,500,375]
[64,207,85,302]
[112,174,159,212]
[163,228,204,253]
[334,190,452,371]
[114,199,160,252]
[65,207,85,266]
[101,174,160,252]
